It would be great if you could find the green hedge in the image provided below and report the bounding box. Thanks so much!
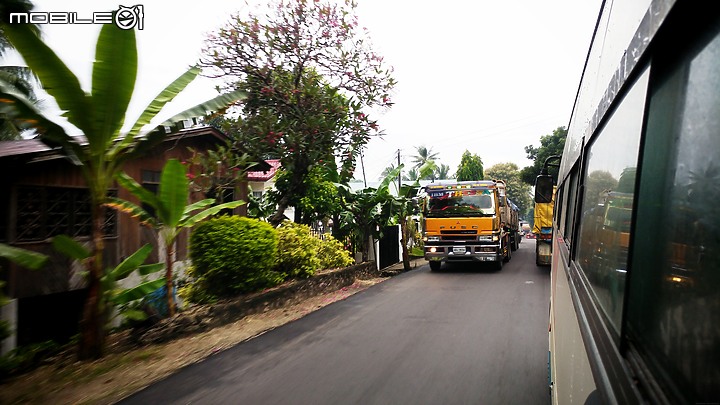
[276,221,322,279]
[184,218,356,303]
[277,222,355,278]
[317,235,354,270]
[188,216,282,299]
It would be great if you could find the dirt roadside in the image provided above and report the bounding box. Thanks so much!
[0,276,392,405]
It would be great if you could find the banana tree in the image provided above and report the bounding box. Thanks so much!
[52,237,165,324]
[107,159,244,316]
[390,162,432,270]
[0,23,246,359]
[338,166,401,263]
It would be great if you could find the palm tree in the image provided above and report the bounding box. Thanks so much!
[0,0,39,56]
[0,22,246,359]
[436,163,451,180]
[0,66,40,140]
[380,163,399,179]
[403,168,419,181]
[0,0,41,140]
[411,145,439,170]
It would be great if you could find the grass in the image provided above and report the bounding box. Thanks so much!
[410,247,423,257]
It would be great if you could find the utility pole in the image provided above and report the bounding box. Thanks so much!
[397,149,402,195]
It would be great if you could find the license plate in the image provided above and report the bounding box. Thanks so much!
[453,246,466,254]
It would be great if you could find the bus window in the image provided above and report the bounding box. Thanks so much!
[628,25,720,403]
[575,67,649,335]
[563,166,580,247]
[555,184,565,239]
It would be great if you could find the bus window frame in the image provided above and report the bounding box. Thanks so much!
[561,43,653,405]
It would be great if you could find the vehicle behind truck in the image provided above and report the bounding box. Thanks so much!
[496,180,521,252]
[422,180,512,271]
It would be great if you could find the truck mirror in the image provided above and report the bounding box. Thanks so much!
[535,175,554,203]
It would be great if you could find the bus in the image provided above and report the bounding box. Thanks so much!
[547,1,720,404]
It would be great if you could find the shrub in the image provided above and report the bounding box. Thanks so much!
[0,340,61,380]
[317,235,354,270]
[276,221,322,279]
[189,216,282,298]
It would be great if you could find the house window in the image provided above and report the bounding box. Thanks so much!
[14,186,117,242]
[141,170,161,216]
[252,191,263,201]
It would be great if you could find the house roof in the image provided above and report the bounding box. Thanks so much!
[0,138,53,157]
[247,159,281,182]
[0,126,227,163]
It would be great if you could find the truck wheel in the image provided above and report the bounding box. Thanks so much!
[495,258,503,271]
[504,242,512,262]
[510,234,518,251]
[429,261,442,272]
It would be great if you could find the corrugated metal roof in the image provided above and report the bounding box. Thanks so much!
[0,139,57,157]
[0,126,225,160]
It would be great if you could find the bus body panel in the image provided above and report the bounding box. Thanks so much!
[550,0,720,403]
[550,255,597,404]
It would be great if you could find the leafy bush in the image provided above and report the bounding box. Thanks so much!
[276,221,322,279]
[0,340,61,380]
[189,216,282,299]
[277,222,354,278]
[178,265,219,305]
[317,235,354,270]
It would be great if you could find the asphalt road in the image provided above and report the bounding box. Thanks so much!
[120,240,551,405]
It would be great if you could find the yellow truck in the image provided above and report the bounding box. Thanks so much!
[533,186,555,266]
[422,180,512,271]
[533,155,561,266]
[496,180,521,252]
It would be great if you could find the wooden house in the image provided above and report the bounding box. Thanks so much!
[0,125,264,351]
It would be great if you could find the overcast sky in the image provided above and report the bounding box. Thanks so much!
[3,0,602,182]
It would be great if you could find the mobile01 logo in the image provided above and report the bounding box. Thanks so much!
[9,5,144,30]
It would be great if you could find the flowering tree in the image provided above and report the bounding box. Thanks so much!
[201,0,396,225]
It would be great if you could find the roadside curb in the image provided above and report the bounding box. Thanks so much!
[380,257,424,276]
[133,261,385,345]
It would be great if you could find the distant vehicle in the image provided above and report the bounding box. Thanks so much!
[421,180,512,271]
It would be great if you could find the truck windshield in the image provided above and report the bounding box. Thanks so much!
[426,190,495,217]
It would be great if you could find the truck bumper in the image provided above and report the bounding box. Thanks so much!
[425,244,502,263]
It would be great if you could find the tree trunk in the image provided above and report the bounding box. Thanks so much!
[269,192,292,226]
[165,240,176,317]
[269,164,308,226]
[400,216,410,271]
[361,224,370,262]
[78,204,106,360]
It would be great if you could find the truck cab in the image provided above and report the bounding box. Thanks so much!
[422,180,511,271]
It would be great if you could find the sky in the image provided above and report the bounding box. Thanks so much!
[2,0,603,183]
